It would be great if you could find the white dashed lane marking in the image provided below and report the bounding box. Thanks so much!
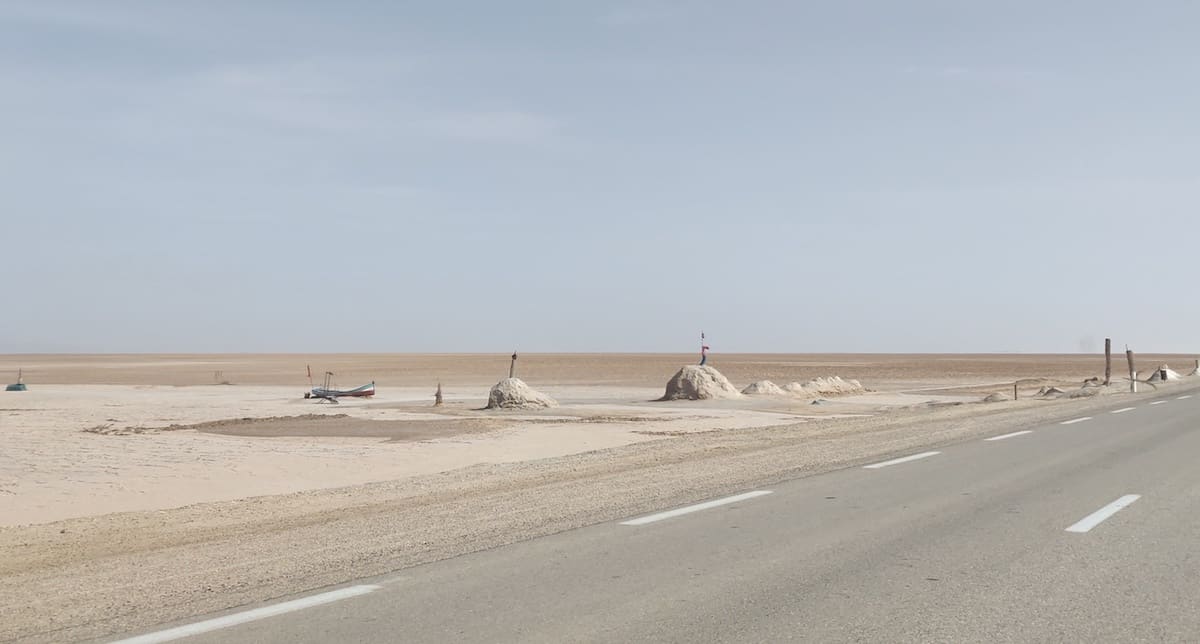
[1066,495,1141,534]
[863,451,941,469]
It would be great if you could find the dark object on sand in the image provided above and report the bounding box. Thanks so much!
[309,371,375,403]
[6,369,26,391]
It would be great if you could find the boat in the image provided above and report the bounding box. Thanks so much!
[6,369,26,392]
[310,381,376,400]
[305,370,375,402]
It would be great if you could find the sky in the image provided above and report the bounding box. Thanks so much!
[2,1,1198,354]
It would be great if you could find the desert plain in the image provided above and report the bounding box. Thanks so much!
[2,352,1199,642]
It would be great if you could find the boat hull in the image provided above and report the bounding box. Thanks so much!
[310,382,375,398]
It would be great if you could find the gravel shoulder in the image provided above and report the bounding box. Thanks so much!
[4,380,1199,643]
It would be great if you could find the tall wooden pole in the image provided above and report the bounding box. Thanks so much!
[509,351,518,379]
[1126,346,1136,393]
[1104,338,1112,386]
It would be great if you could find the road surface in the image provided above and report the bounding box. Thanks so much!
[110,391,1200,643]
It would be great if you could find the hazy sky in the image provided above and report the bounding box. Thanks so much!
[3,1,1198,353]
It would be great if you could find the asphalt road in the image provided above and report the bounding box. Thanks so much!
[112,391,1200,643]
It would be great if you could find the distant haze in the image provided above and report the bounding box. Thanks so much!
[3,2,1198,353]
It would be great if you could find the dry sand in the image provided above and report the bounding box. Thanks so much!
[2,352,1198,642]
[1,352,1191,527]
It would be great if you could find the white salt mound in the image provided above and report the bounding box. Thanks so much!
[659,365,743,401]
[742,380,785,396]
[486,378,558,409]
[1147,365,1183,382]
[783,376,864,398]
[982,392,1008,403]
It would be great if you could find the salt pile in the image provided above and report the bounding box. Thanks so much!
[783,376,864,398]
[659,365,743,401]
[486,378,558,409]
[1146,365,1183,383]
[982,393,1008,403]
[742,380,785,396]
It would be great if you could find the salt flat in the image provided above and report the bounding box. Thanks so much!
[4,353,1199,643]
[1,352,1191,527]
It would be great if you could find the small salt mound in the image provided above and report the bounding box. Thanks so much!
[659,365,743,401]
[742,380,785,396]
[783,376,864,398]
[982,393,1008,403]
[1146,365,1183,382]
[1037,386,1066,398]
[486,378,558,409]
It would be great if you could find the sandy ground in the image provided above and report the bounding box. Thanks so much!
[2,353,1199,642]
[0,384,811,526]
[1,353,1193,528]
[8,352,1192,388]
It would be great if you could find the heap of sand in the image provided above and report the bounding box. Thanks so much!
[486,378,558,409]
[742,380,785,396]
[660,365,743,401]
[783,376,864,398]
[1147,365,1184,383]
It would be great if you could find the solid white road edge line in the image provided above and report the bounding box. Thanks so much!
[1110,407,1136,414]
[1150,400,1167,405]
[1065,495,1142,533]
[620,491,773,526]
[985,430,1033,442]
[1060,417,1092,425]
[109,585,382,644]
[863,451,941,469]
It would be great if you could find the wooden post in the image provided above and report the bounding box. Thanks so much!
[434,382,443,407]
[1126,346,1136,393]
[1013,382,1018,401]
[509,351,518,379]
[1104,338,1112,386]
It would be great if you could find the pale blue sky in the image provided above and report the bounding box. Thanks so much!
[2,1,1198,353]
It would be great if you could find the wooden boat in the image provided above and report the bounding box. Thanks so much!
[6,369,26,391]
[306,371,375,402]
[310,381,375,399]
